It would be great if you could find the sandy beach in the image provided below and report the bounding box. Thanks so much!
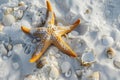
[0,0,120,80]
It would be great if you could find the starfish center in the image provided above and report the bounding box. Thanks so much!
[47,24,56,34]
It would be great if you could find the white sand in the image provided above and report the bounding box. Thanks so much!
[0,0,120,80]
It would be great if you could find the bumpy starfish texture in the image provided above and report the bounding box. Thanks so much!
[21,0,80,63]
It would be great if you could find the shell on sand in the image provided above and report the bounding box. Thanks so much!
[36,56,48,68]
[2,14,16,26]
[4,7,13,15]
[61,61,72,78]
[64,69,72,78]
[81,50,96,67]
[88,71,100,80]
[18,1,25,6]
[24,75,38,80]
[113,58,120,69]
[106,47,116,59]
[61,61,71,73]
[49,65,60,79]
[75,69,83,77]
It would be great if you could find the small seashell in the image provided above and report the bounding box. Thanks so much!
[13,44,23,53]
[2,14,16,26]
[75,69,83,77]
[49,65,60,79]
[106,47,116,59]
[113,58,120,69]
[32,39,37,43]
[102,35,114,46]
[24,75,38,80]
[81,51,95,67]
[4,8,13,15]
[64,69,72,78]
[88,71,100,80]
[0,24,4,32]
[55,53,61,58]
[18,1,25,6]
[61,62,71,73]
[49,55,58,67]
[36,56,48,68]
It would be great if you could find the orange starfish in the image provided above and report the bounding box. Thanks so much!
[21,0,80,63]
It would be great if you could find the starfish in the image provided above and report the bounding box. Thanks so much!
[21,0,80,63]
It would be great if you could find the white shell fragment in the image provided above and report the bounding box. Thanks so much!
[4,8,13,15]
[49,65,60,79]
[36,56,48,68]
[61,62,71,73]
[2,14,16,26]
[81,51,95,66]
[102,35,114,46]
[75,69,83,77]
[88,71,100,80]
[113,58,120,69]
[64,69,72,78]
[13,44,23,53]
[60,62,72,78]
[106,47,116,59]
[24,75,38,80]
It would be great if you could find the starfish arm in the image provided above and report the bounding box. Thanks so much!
[46,0,52,12]
[52,36,77,57]
[30,39,51,63]
[46,0,55,25]
[57,19,80,36]
[54,12,57,25]
[21,26,47,36]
